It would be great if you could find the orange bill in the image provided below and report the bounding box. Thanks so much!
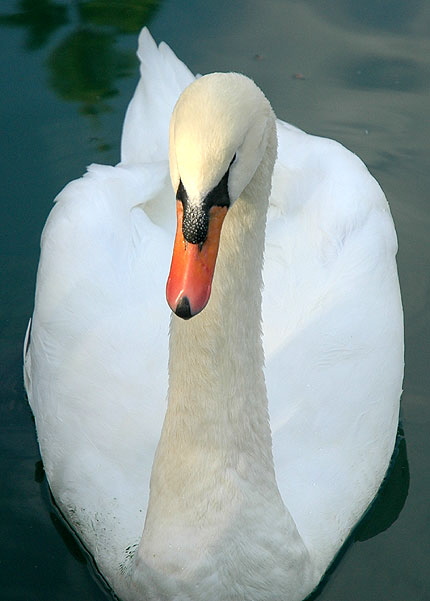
[166,201,228,319]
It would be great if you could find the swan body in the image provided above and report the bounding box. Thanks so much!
[25,28,403,601]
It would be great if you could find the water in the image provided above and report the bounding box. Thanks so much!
[1,0,429,599]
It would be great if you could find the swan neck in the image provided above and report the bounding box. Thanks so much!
[155,119,276,473]
[133,121,318,590]
[164,122,276,457]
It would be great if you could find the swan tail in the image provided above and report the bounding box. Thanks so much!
[120,28,195,165]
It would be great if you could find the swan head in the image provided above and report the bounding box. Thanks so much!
[166,73,276,319]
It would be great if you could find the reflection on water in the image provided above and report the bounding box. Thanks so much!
[47,28,135,118]
[355,427,409,541]
[0,0,160,37]
[0,0,68,49]
[1,0,160,146]
[1,0,429,600]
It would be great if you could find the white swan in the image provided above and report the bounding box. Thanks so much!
[24,28,404,601]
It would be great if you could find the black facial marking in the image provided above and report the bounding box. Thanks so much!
[177,159,233,245]
[176,179,188,205]
[203,165,231,210]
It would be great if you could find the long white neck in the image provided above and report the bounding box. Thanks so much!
[170,152,274,455]
[132,123,317,600]
[149,119,277,505]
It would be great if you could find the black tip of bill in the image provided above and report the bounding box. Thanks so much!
[175,296,193,320]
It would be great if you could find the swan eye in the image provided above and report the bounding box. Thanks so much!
[204,165,231,210]
[176,180,188,205]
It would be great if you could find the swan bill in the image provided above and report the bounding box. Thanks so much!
[166,201,228,318]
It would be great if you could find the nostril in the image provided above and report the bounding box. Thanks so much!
[175,296,192,320]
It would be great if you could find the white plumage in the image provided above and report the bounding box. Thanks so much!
[25,28,403,601]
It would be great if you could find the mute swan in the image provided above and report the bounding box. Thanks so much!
[24,28,403,601]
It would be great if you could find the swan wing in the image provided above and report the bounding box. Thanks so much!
[263,120,403,567]
[25,30,188,571]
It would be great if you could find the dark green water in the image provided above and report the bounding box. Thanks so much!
[1,1,429,599]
